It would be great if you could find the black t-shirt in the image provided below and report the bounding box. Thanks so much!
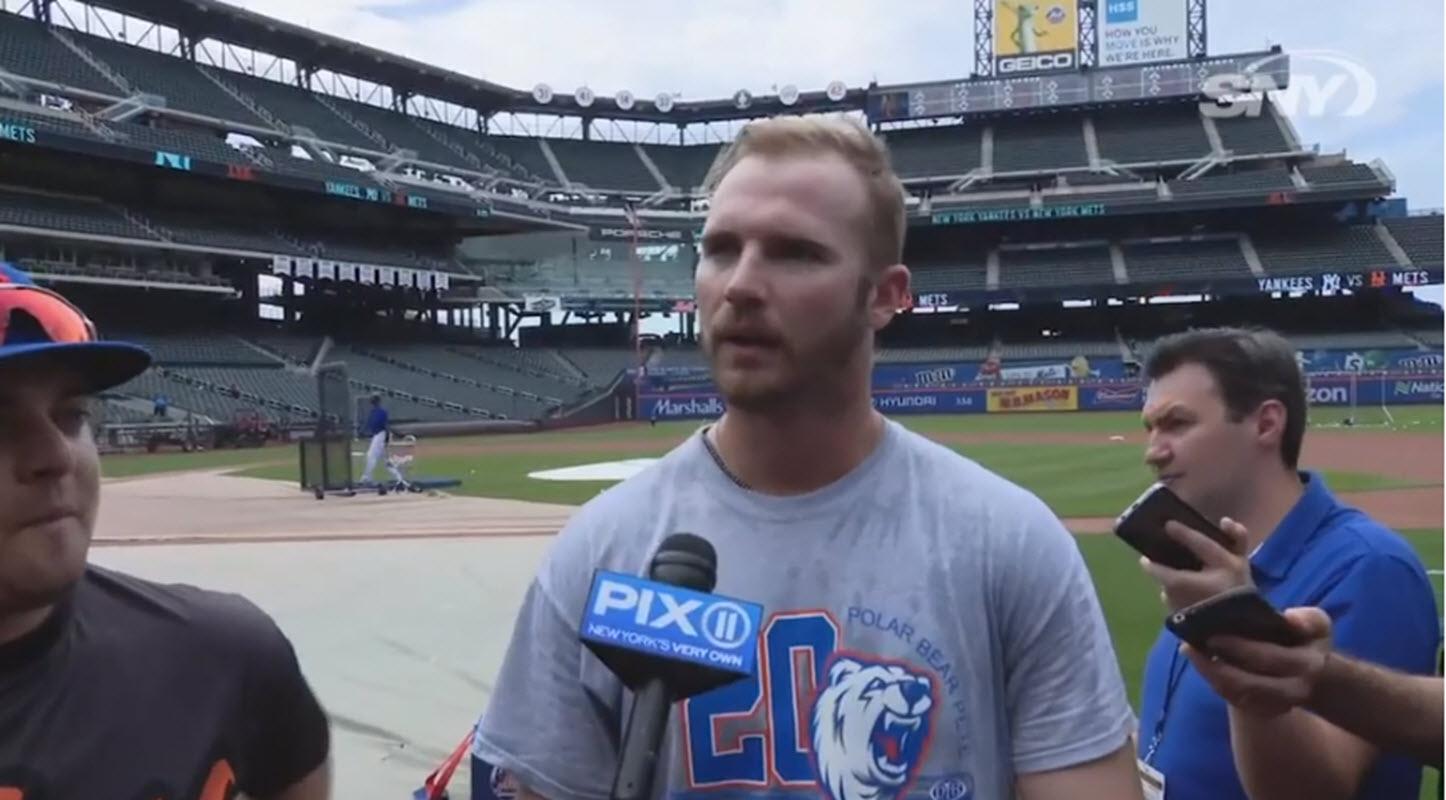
[0,565,330,799]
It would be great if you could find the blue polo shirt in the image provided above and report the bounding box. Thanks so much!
[1137,471,1441,800]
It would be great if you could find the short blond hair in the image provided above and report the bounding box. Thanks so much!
[702,115,907,272]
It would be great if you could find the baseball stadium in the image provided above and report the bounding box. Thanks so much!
[0,0,1442,796]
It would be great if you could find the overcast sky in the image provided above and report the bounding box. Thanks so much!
[217,0,1445,211]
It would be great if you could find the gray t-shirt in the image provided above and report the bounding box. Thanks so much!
[473,420,1135,800]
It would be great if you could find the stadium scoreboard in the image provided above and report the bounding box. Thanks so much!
[868,52,1288,121]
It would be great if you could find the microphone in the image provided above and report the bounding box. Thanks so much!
[579,533,763,800]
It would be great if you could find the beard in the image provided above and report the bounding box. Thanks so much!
[704,282,873,414]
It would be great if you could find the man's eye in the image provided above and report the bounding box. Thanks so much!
[776,242,823,262]
[56,406,92,433]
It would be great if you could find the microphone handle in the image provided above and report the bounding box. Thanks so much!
[611,677,673,800]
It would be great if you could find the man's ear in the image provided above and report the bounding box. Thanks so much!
[1254,398,1288,453]
[869,264,912,331]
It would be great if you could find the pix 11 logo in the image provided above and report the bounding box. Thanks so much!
[1201,49,1377,120]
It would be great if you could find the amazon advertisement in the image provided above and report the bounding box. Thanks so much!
[994,0,1079,75]
[986,385,1079,413]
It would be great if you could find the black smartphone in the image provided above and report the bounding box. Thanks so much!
[1113,481,1232,571]
[1166,586,1305,652]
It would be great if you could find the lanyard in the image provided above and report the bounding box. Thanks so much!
[1143,647,1190,766]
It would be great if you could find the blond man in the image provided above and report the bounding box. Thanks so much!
[469,117,1143,800]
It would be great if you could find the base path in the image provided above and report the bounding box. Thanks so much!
[94,472,575,546]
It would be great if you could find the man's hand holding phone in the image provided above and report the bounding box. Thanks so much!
[1179,607,1334,719]
[1139,516,1254,612]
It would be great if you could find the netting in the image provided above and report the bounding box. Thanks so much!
[1308,370,1397,429]
[300,362,355,494]
[315,362,354,440]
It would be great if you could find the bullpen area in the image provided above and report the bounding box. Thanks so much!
[91,407,1444,798]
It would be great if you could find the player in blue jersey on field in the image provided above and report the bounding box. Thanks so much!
[359,393,390,487]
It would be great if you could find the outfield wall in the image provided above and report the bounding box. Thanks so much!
[638,371,1444,420]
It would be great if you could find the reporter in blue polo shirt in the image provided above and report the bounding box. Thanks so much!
[1132,327,1440,800]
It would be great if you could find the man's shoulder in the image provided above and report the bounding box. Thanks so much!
[1316,498,1425,564]
[79,564,289,655]
[1286,497,1434,603]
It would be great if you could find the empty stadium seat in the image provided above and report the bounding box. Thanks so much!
[113,332,281,366]
[641,144,721,192]
[0,186,157,240]
[1214,112,1291,155]
[884,125,983,180]
[548,139,660,194]
[991,115,1088,173]
[1094,104,1210,165]
[69,32,269,127]
[1300,162,1382,188]
[1287,330,1420,350]
[999,339,1121,359]
[1122,238,1252,283]
[0,14,118,95]
[1041,185,1158,206]
[1383,216,1445,268]
[999,244,1114,290]
[910,262,988,293]
[324,98,474,170]
[878,346,994,363]
[482,136,558,183]
[1252,226,1396,275]
[218,70,378,151]
[557,349,642,383]
[1168,168,1295,197]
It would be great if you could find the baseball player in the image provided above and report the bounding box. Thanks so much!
[359,393,390,486]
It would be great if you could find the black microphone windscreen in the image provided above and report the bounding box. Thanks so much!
[649,533,717,592]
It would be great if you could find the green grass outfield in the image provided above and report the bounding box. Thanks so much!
[207,407,1441,516]
[100,406,1444,795]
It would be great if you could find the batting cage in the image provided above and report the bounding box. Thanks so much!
[299,361,356,498]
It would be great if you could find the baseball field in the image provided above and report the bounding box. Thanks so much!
[91,405,1444,796]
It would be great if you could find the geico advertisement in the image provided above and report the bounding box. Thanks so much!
[994,0,1079,74]
[986,385,1080,412]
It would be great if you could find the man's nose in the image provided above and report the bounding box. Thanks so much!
[1143,436,1169,471]
[722,243,767,306]
[12,418,75,484]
